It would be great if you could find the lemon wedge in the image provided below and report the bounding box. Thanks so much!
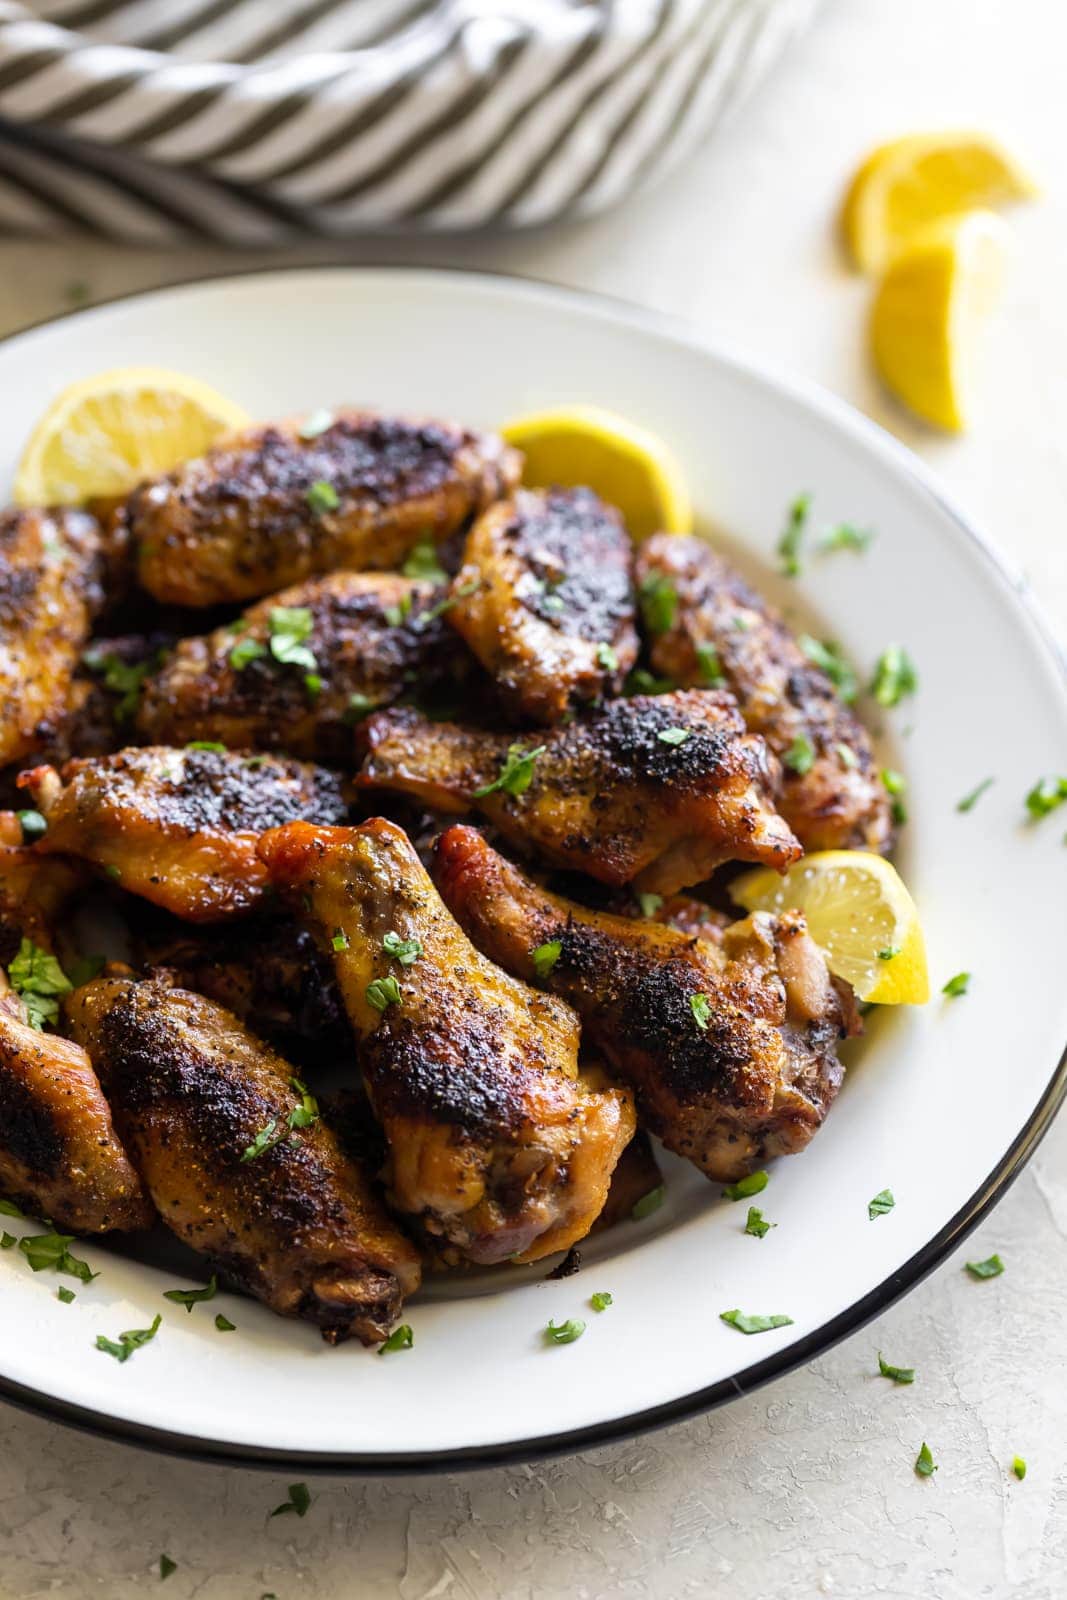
[501,404,691,541]
[730,850,929,1005]
[14,366,249,506]
[869,210,1009,432]
[842,131,1036,273]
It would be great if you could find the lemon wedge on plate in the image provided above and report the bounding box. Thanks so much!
[869,209,1009,432]
[731,850,929,1005]
[842,131,1036,273]
[501,404,691,541]
[14,366,249,506]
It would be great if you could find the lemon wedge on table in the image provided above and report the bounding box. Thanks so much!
[842,131,1037,273]
[730,851,929,1005]
[501,404,692,541]
[870,209,1009,433]
[14,366,249,507]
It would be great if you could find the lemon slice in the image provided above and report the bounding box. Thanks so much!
[842,131,1036,273]
[14,366,250,506]
[730,850,929,1005]
[501,404,691,541]
[869,210,1009,432]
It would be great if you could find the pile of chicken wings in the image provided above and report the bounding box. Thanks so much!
[0,410,891,1347]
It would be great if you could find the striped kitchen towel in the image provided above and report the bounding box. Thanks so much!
[0,0,820,242]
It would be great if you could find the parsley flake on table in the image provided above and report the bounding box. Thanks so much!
[631,1185,665,1221]
[638,570,678,635]
[878,1352,915,1384]
[159,1555,177,1581]
[305,479,339,516]
[382,932,422,965]
[96,1313,162,1363]
[777,492,811,578]
[965,1253,1004,1279]
[1024,776,1067,820]
[657,726,690,747]
[532,940,562,979]
[366,975,402,1013]
[799,635,858,702]
[163,1275,217,1313]
[870,645,918,708]
[914,1441,937,1477]
[942,971,971,997]
[720,1309,793,1335]
[744,1206,775,1239]
[269,1482,312,1518]
[723,1170,768,1201]
[868,1189,895,1219]
[473,742,546,798]
[590,1292,613,1312]
[402,537,447,582]
[378,1324,413,1354]
[7,937,72,1030]
[784,733,815,775]
[545,1317,585,1345]
[596,642,619,671]
[957,776,995,813]
[19,1229,97,1282]
[690,992,712,1030]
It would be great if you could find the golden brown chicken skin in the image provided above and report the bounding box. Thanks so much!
[358,691,800,895]
[65,975,422,1344]
[434,825,857,1182]
[136,572,468,762]
[131,411,522,607]
[0,811,86,963]
[0,506,104,768]
[448,488,639,724]
[259,819,635,1266]
[19,746,347,922]
[635,535,892,852]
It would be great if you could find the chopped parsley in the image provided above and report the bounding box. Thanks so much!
[1024,776,1067,820]
[229,636,267,670]
[270,1482,312,1517]
[720,1308,793,1335]
[268,606,317,672]
[690,992,711,1030]
[96,1313,162,1363]
[299,408,334,439]
[344,692,377,723]
[306,480,339,515]
[942,972,971,997]
[18,1230,96,1281]
[631,1185,665,1221]
[186,741,226,754]
[868,1188,895,1220]
[413,577,481,630]
[783,733,815,775]
[7,937,72,1029]
[869,645,918,708]
[799,635,858,703]
[163,1275,218,1313]
[965,1253,1004,1279]
[1013,1456,1027,1481]
[914,1441,937,1478]
[596,642,619,672]
[379,1324,413,1355]
[57,1286,76,1304]
[532,940,562,979]
[877,946,900,963]
[287,1077,319,1130]
[81,648,159,722]
[590,1292,613,1312]
[657,726,690,747]
[881,767,908,826]
[473,742,546,799]
[819,522,874,554]
[777,492,811,578]
[160,1555,177,1581]
[366,975,402,1013]
[637,892,663,918]
[878,1352,915,1384]
[382,932,422,966]
[956,776,994,813]
[836,742,859,769]
[695,641,725,687]
[722,1170,768,1201]
[384,593,414,628]
[240,1119,285,1163]
[544,1317,585,1345]
[215,1313,236,1332]
[0,1233,14,1249]
[402,537,447,582]
[626,667,674,697]
[744,1206,774,1239]
[15,808,46,842]
[638,570,678,635]
[332,930,349,951]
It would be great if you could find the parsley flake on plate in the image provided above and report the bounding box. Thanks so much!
[379,1324,413,1355]
[870,645,918,708]
[215,1313,236,1332]
[957,776,994,813]
[544,1317,585,1345]
[590,1292,613,1312]
[942,971,971,997]
[270,1482,312,1518]
[965,1253,1004,1279]
[744,1206,775,1239]
[19,1229,96,1282]
[723,1170,768,1201]
[96,1313,162,1363]
[720,1309,793,1335]
[532,940,562,979]
[868,1189,895,1220]
[820,522,874,554]
[473,742,546,799]
[1024,776,1067,820]
[57,1286,76,1304]
[159,1555,177,1581]
[777,492,811,578]
[878,1352,915,1384]
[1013,1456,1027,1481]
[914,1441,937,1477]
[631,1185,665,1221]
[163,1275,217,1313]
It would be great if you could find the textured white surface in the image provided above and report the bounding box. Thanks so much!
[0,0,1065,1594]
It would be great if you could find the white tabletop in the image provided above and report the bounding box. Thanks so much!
[2,1,1065,1596]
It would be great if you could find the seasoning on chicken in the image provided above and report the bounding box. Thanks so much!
[447,488,639,724]
[635,534,892,852]
[357,690,801,896]
[136,572,468,762]
[259,818,636,1265]
[19,746,347,922]
[0,506,104,768]
[434,824,858,1183]
[131,411,522,607]
[64,975,422,1345]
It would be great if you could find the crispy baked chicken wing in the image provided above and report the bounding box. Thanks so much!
[131,411,521,607]
[0,811,86,963]
[358,691,800,894]
[447,488,639,723]
[65,976,422,1344]
[259,818,635,1265]
[635,535,892,852]
[136,572,468,761]
[434,825,857,1182]
[20,747,347,921]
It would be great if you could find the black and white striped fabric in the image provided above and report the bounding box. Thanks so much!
[0,0,819,242]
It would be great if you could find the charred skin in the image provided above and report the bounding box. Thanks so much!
[136,571,468,762]
[64,976,421,1344]
[0,507,104,768]
[636,535,892,852]
[258,818,635,1266]
[434,825,857,1183]
[131,411,522,607]
[19,746,347,922]
[448,489,639,724]
[357,691,801,896]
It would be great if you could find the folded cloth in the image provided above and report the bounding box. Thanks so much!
[0,0,819,242]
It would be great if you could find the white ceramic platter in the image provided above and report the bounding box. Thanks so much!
[0,268,1064,1471]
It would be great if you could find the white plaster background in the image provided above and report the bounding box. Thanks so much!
[0,0,1065,1595]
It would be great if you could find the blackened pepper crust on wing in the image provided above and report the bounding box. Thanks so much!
[448,488,639,724]
[258,818,635,1267]
[136,571,468,762]
[131,411,522,607]
[357,690,801,895]
[434,824,857,1183]
[20,746,347,922]
[635,534,892,852]
[64,976,422,1345]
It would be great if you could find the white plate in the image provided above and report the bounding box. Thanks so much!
[0,267,1064,1471]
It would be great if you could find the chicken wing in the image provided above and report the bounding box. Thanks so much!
[20,747,347,922]
[259,818,635,1265]
[64,975,422,1344]
[131,411,522,607]
[0,506,104,767]
[136,572,469,762]
[434,824,857,1182]
[0,811,86,963]
[447,488,639,723]
[635,535,892,852]
[357,691,800,895]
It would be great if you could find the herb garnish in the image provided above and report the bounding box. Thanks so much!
[626,667,675,697]
[720,1309,793,1335]
[657,727,690,747]
[637,892,663,918]
[784,733,815,775]
[473,742,546,799]
[160,1555,177,1581]
[965,1253,1004,1279]
[18,1229,97,1281]
[799,635,858,702]
[777,492,811,578]
[722,1170,768,1202]
[1024,776,1067,820]
[344,692,377,724]
[379,1324,413,1354]
[868,1189,895,1219]
[306,480,339,516]
[881,768,908,826]
[744,1206,774,1239]
[695,641,725,687]
[820,522,874,554]
[382,932,422,966]
[241,1120,285,1163]
[96,1313,162,1363]
[15,808,46,842]
[942,972,970,997]
[268,606,317,671]
[957,777,994,813]
[270,1482,312,1517]
[163,1275,218,1313]
[413,577,481,630]
[366,975,402,1013]
[287,1077,319,1130]
[57,1286,76,1304]
[914,1442,937,1478]
[837,742,858,769]
[870,645,918,708]
[299,409,333,439]
[532,940,562,979]
[7,937,72,1029]
[544,1318,585,1345]
[81,648,160,722]
[590,1292,613,1312]
[690,992,711,1030]
[402,537,447,582]
[0,1233,14,1249]
[878,1352,915,1384]
[229,636,267,670]
[1012,1456,1027,1480]
[332,930,349,951]
[596,642,619,672]
[638,570,678,635]
[631,1186,664,1221]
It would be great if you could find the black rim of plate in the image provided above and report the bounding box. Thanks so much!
[0,264,1064,1475]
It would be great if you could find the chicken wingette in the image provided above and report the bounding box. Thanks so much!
[434,824,858,1182]
[20,746,347,921]
[64,976,422,1344]
[447,488,639,723]
[635,534,892,852]
[131,411,522,607]
[259,818,635,1265]
[357,691,800,895]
